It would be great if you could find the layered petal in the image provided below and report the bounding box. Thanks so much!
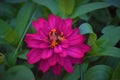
[52,64,62,75]
[66,47,84,58]
[38,60,50,73]
[48,54,58,66]
[58,57,73,73]
[27,49,42,64]
[41,49,53,59]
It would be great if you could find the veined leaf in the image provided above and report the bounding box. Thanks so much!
[97,25,120,46]
[59,0,75,16]
[4,65,35,80]
[97,47,120,58]
[71,2,112,18]
[79,23,93,34]
[112,63,120,80]
[15,2,35,44]
[32,0,59,15]
[5,0,27,3]
[84,65,112,80]
[0,19,16,45]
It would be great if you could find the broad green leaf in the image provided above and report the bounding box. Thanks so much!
[117,9,120,19]
[80,62,88,80]
[99,56,120,69]
[0,52,5,64]
[7,49,17,66]
[87,33,98,54]
[88,33,97,46]
[75,0,90,7]
[79,23,93,34]
[59,0,75,16]
[0,3,16,19]
[4,65,35,80]
[63,65,81,80]
[0,19,16,45]
[71,2,112,18]
[84,65,112,80]
[97,25,120,46]
[33,0,59,15]
[18,49,29,60]
[15,2,35,44]
[104,0,120,8]
[79,14,90,21]
[112,63,120,80]
[5,0,27,3]
[0,64,5,74]
[97,47,120,58]
[9,6,36,66]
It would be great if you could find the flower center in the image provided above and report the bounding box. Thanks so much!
[49,29,65,48]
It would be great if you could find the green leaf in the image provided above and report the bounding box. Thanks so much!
[0,52,5,64]
[63,65,80,80]
[104,0,120,8]
[5,65,35,80]
[117,9,120,19]
[97,47,120,58]
[59,0,75,16]
[112,63,120,80]
[5,0,27,3]
[84,65,112,80]
[80,62,88,80]
[71,2,112,18]
[18,49,29,60]
[88,33,97,46]
[0,3,16,19]
[0,19,16,45]
[75,0,90,7]
[87,33,98,55]
[79,23,93,34]
[7,49,17,66]
[15,2,35,44]
[97,25,120,46]
[32,0,59,15]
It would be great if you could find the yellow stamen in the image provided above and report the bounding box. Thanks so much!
[51,29,56,32]
[61,37,65,40]
[51,40,57,47]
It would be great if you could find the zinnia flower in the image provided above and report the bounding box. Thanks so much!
[24,14,90,75]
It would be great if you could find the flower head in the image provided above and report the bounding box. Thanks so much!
[24,14,90,75]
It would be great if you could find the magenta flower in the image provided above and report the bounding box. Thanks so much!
[24,14,90,75]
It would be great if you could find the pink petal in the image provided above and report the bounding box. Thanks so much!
[65,18,72,30]
[25,33,44,41]
[59,50,67,57]
[26,39,49,49]
[48,14,57,29]
[27,49,42,64]
[54,45,62,53]
[38,60,50,73]
[60,57,73,73]
[37,18,50,34]
[48,54,58,66]
[66,47,84,58]
[67,34,86,45]
[69,57,83,64]
[52,64,62,75]
[79,44,90,53]
[32,21,40,31]
[41,49,53,59]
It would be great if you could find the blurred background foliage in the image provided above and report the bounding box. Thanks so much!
[0,0,120,80]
